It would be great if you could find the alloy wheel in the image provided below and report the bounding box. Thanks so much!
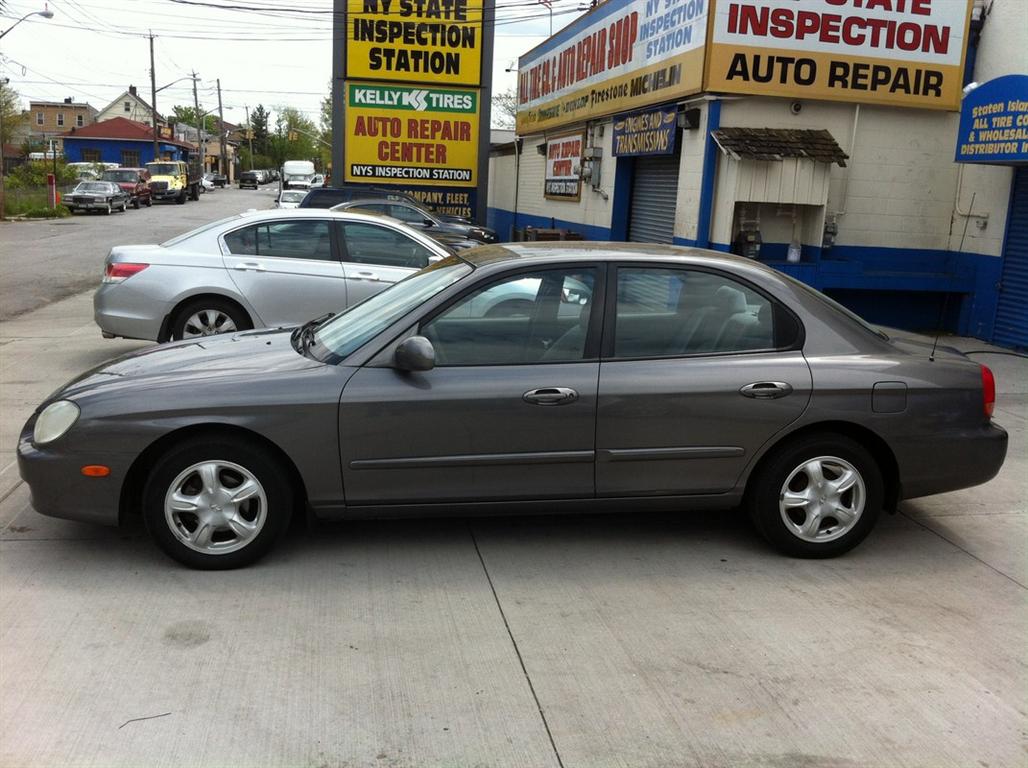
[778,455,866,543]
[181,309,238,338]
[164,460,267,555]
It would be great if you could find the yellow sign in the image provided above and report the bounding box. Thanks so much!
[516,0,707,134]
[704,0,974,111]
[343,81,479,187]
[346,0,482,86]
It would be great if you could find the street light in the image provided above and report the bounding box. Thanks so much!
[0,5,55,41]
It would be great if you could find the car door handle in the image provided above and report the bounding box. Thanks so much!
[740,381,793,399]
[523,387,578,406]
[352,270,381,281]
[233,261,265,272]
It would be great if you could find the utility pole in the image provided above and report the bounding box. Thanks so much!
[149,32,158,160]
[244,104,254,171]
[191,71,202,168]
[216,78,227,178]
[1,74,8,221]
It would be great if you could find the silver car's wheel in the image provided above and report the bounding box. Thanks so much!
[164,460,268,555]
[778,456,866,543]
[170,298,252,341]
[748,433,882,558]
[143,437,293,569]
[181,309,238,338]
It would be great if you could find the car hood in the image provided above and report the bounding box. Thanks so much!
[53,329,324,401]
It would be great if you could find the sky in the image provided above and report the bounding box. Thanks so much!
[0,0,586,129]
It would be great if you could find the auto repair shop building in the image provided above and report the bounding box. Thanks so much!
[489,0,1028,347]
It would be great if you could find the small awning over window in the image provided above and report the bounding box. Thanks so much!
[712,128,848,167]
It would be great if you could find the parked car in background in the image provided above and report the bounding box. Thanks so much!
[332,199,498,244]
[239,170,259,189]
[100,168,152,209]
[199,176,215,193]
[299,184,473,224]
[204,172,228,188]
[275,189,307,209]
[93,209,453,342]
[28,244,1008,569]
[340,207,481,251]
[310,174,325,188]
[64,181,131,215]
[67,162,104,181]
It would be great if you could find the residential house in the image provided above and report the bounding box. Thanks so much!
[96,85,162,127]
[24,98,97,152]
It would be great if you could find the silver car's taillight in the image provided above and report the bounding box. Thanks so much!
[103,262,149,283]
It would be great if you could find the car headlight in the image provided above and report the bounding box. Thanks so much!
[33,400,80,445]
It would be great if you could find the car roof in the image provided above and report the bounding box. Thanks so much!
[461,241,782,273]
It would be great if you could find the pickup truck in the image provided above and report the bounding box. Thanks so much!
[145,156,202,204]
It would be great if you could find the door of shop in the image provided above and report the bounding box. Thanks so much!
[628,151,680,244]
[993,167,1028,349]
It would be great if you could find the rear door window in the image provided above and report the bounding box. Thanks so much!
[223,220,334,261]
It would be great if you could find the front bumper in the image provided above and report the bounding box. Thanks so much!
[67,199,111,210]
[897,422,1009,500]
[17,419,125,527]
[151,189,183,200]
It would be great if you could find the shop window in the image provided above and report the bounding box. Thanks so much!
[82,149,102,163]
[121,150,140,167]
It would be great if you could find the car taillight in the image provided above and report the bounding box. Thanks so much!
[981,364,995,418]
[104,262,149,283]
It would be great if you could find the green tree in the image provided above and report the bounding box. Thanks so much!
[6,160,79,189]
[319,81,333,170]
[169,105,219,133]
[1,82,27,146]
[250,104,270,155]
[491,87,518,129]
[271,106,319,167]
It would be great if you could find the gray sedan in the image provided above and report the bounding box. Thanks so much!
[93,209,452,342]
[19,244,1007,569]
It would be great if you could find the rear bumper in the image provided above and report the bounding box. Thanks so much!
[897,422,1008,500]
[93,283,166,341]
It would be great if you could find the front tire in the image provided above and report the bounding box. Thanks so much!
[143,438,293,569]
[133,197,141,209]
[170,297,252,340]
[747,433,883,558]
[103,202,112,215]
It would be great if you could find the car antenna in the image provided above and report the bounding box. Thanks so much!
[930,191,976,362]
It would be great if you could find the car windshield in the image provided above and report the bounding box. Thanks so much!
[102,170,138,182]
[147,163,179,175]
[75,182,109,192]
[312,258,471,361]
[280,191,305,202]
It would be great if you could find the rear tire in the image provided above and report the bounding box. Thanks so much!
[747,433,882,558]
[133,197,140,209]
[143,437,293,569]
[145,196,153,207]
[171,297,252,340]
[103,202,112,215]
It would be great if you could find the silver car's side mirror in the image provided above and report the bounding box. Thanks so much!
[394,335,435,372]
[422,218,435,227]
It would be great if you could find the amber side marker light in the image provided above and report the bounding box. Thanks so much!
[81,465,111,477]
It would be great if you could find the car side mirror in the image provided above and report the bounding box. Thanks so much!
[422,218,434,227]
[394,335,435,372]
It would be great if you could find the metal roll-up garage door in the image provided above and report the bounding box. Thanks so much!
[993,167,1028,349]
[628,152,680,244]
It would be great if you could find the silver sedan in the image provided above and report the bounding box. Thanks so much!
[93,209,453,341]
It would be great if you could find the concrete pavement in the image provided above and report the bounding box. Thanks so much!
[0,287,1025,766]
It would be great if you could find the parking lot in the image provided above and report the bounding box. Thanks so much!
[0,199,1025,768]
